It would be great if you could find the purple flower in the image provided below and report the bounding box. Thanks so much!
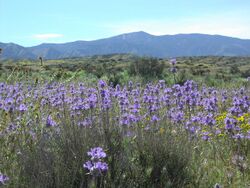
[215,129,222,135]
[0,173,9,185]
[83,161,93,171]
[158,80,165,88]
[5,98,13,105]
[170,67,177,73]
[159,80,165,84]
[170,110,184,123]
[19,103,27,112]
[246,131,250,139]
[232,133,244,140]
[224,117,236,130]
[83,161,108,175]
[128,81,133,89]
[191,116,202,124]
[151,115,160,122]
[98,80,106,88]
[201,132,210,141]
[84,147,108,176]
[229,106,241,116]
[46,115,57,127]
[116,84,121,91]
[95,161,108,171]
[214,183,221,188]
[202,113,216,126]
[78,118,92,127]
[6,123,18,133]
[120,113,130,125]
[87,147,107,160]
[170,58,177,65]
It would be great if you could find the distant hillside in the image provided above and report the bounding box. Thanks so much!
[0,42,35,59]
[1,31,250,59]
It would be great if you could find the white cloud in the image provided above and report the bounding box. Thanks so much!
[104,14,250,39]
[32,33,64,40]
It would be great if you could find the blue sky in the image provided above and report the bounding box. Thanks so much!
[1,0,250,46]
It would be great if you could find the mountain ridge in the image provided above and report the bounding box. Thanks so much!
[1,31,250,59]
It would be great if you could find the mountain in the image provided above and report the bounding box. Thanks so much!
[0,42,35,59]
[1,31,250,59]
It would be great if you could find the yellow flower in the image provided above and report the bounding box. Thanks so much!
[244,113,250,118]
[240,123,250,132]
[216,112,227,121]
[237,116,244,122]
[159,127,165,134]
[217,133,225,137]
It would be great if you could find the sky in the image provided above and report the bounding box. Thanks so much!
[1,0,250,46]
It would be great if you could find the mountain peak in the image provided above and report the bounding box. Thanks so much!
[122,31,152,36]
[131,31,151,35]
[114,31,153,41]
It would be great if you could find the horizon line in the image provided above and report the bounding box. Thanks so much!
[1,31,250,48]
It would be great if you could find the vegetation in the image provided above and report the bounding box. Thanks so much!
[0,55,250,187]
[1,55,250,87]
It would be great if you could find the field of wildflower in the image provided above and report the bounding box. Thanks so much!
[1,63,250,187]
[0,56,250,188]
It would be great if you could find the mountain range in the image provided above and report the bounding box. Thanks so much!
[1,31,250,59]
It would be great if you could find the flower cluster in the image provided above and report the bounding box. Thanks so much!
[83,147,108,176]
[0,80,250,142]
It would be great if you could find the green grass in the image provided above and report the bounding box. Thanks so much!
[1,55,250,87]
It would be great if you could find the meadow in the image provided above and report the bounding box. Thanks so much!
[0,56,250,187]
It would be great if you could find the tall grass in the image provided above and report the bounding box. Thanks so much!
[0,78,249,187]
